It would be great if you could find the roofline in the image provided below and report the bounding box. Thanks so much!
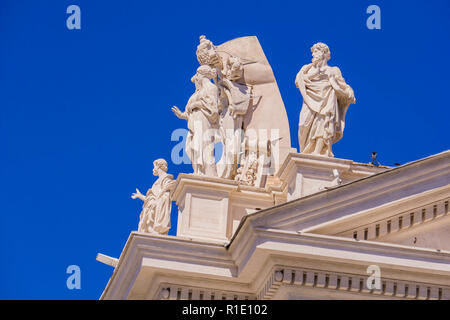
[228,149,450,247]
[101,150,449,299]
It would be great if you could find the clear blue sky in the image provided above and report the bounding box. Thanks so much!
[1,0,449,299]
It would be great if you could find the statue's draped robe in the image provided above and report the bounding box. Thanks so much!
[219,78,251,119]
[185,81,219,176]
[217,78,252,179]
[138,173,175,234]
[297,64,355,154]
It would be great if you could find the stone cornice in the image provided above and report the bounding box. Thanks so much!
[276,152,389,182]
[101,150,450,299]
[102,221,450,299]
[253,228,450,266]
[172,173,239,206]
[305,188,449,238]
[230,149,450,235]
[156,282,256,300]
[258,266,449,300]
[101,232,235,299]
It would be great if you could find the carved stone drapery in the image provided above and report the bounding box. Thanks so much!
[296,42,355,157]
[132,159,175,235]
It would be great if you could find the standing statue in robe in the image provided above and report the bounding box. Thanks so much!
[295,42,355,157]
[217,55,252,180]
[131,159,175,235]
[172,65,219,176]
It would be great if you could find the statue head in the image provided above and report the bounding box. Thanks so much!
[225,56,243,81]
[191,65,217,87]
[196,36,214,63]
[196,35,222,68]
[152,158,168,176]
[311,42,331,65]
[197,65,217,79]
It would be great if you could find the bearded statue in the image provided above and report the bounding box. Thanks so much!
[295,42,355,157]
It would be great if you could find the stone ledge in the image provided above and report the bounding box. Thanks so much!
[275,152,390,200]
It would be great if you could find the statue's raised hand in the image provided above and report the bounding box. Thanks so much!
[131,188,144,200]
[171,106,186,120]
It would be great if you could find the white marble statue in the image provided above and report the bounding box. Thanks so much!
[171,35,291,186]
[295,42,355,157]
[217,55,252,180]
[172,65,219,176]
[196,36,253,180]
[131,159,175,235]
[172,36,253,179]
[196,35,223,71]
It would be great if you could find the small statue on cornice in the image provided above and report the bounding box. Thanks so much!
[131,159,176,235]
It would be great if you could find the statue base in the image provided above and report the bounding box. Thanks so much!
[171,174,277,243]
[277,153,390,201]
[171,154,389,243]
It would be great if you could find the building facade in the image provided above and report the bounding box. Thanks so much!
[97,36,450,300]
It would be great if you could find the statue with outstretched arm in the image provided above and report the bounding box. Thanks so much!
[131,159,175,235]
[171,65,219,176]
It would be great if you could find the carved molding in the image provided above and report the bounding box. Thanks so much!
[258,267,450,300]
[340,198,450,241]
[157,284,255,300]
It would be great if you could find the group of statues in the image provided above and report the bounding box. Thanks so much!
[172,35,253,180]
[132,37,356,235]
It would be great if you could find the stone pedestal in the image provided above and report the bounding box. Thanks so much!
[276,153,389,201]
[171,155,389,243]
[172,174,275,242]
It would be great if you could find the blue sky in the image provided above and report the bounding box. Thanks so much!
[1,0,449,299]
